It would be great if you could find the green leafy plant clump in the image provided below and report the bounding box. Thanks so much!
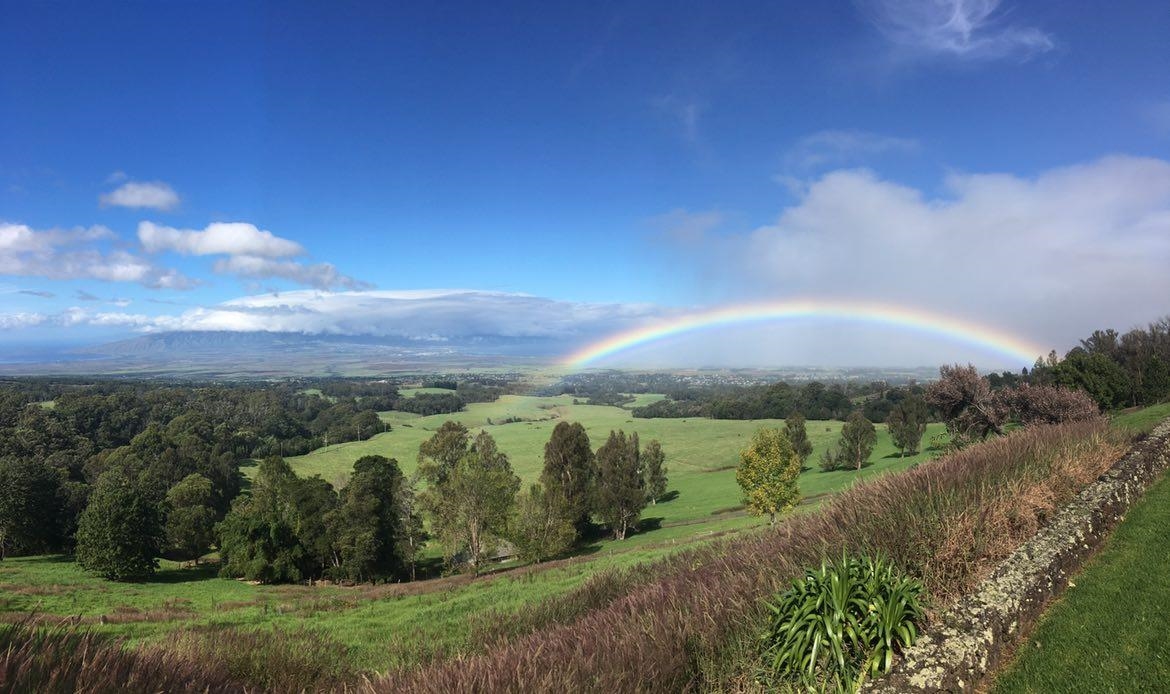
[759,553,924,691]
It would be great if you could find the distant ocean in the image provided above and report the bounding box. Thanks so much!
[0,343,96,364]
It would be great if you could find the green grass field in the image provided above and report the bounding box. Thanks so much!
[1111,401,1170,433]
[285,394,947,526]
[0,394,947,675]
[993,463,1170,692]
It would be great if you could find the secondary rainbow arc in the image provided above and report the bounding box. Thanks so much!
[563,300,1046,368]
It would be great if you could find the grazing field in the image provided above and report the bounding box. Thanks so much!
[992,461,1170,693]
[286,394,948,526]
[0,394,947,677]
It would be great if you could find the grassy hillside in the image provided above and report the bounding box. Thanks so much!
[0,395,946,676]
[285,394,947,526]
[994,460,1170,692]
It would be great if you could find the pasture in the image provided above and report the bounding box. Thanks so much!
[0,394,947,676]
[286,394,948,526]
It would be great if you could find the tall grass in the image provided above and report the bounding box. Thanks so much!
[0,621,236,693]
[381,420,1125,692]
[162,625,357,692]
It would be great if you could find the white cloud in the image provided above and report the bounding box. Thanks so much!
[0,222,195,288]
[100,181,181,211]
[138,221,305,258]
[860,0,1055,61]
[674,155,1170,352]
[0,312,48,329]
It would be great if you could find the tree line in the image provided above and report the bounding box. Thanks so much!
[0,380,395,561]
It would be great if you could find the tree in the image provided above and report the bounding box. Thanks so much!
[838,411,877,470]
[0,457,62,560]
[818,447,840,472]
[510,484,576,563]
[327,455,405,582]
[641,439,668,505]
[396,471,427,581]
[925,364,1006,441]
[998,384,1100,426]
[591,431,645,540]
[784,413,814,467]
[290,475,339,575]
[164,473,215,563]
[217,457,308,583]
[886,395,928,457]
[736,428,801,525]
[423,431,519,575]
[417,420,471,487]
[540,422,594,532]
[75,466,163,580]
[1050,350,1130,410]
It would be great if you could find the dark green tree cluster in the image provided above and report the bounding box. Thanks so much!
[217,455,415,583]
[1023,320,1170,409]
[632,380,895,422]
[0,379,400,563]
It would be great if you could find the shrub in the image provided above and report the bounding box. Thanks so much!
[759,553,923,690]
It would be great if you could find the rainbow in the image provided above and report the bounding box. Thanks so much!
[563,299,1046,368]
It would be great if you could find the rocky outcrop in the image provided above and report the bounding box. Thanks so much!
[866,419,1170,693]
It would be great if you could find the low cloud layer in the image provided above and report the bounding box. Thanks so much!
[13,290,665,344]
[859,0,1054,62]
[669,155,1170,351]
[99,180,181,211]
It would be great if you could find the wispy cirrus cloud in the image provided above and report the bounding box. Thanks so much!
[653,94,705,144]
[18,289,56,299]
[785,130,919,171]
[100,180,181,211]
[858,0,1055,62]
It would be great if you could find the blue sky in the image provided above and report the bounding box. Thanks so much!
[2,1,1169,366]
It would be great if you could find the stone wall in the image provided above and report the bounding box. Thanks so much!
[865,418,1170,693]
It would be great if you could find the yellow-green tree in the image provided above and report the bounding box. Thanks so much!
[736,428,801,525]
